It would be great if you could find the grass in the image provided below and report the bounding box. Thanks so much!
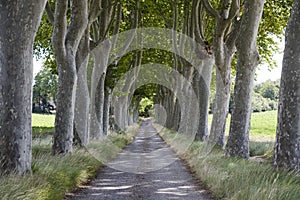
[208,110,277,141]
[32,113,55,138]
[0,121,139,200]
[7,111,277,199]
[250,110,277,140]
[249,141,274,157]
[208,110,277,157]
[0,148,101,200]
[157,125,300,200]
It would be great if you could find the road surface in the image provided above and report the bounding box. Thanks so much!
[66,119,212,200]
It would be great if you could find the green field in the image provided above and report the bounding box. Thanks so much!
[250,111,277,140]
[32,113,55,137]
[208,110,277,141]
[32,111,278,140]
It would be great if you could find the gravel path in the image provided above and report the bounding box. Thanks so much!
[66,119,212,200]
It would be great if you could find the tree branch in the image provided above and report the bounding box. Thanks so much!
[227,0,240,22]
[101,0,116,39]
[52,0,68,57]
[90,0,117,50]
[113,1,122,36]
[45,1,54,25]
[112,0,140,63]
[89,0,102,24]
[193,0,206,46]
[201,0,220,19]
[170,0,179,53]
[225,18,240,52]
[66,0,88,51]
[220,0,230,19]
[111,0,122,50]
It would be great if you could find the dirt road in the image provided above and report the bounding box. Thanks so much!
[66,119,212,200]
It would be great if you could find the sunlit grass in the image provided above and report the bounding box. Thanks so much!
[250,110,277,140]
[208,110,277,141]
[0,124,139,200]
[158,125,300,200]
[32,113,55,127]
[32,113,55,138]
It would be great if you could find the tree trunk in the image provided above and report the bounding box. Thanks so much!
[0,0,46,174]
[52,0,88,154]
[163,89,176,129]
[74,55,90,146]
[103,87,111,135]
[193,60,213,141]
[73,28,91,146]
[226,0,264,158]
[128,104,134,126]
[53,55,77,154]
[89,41,111,139]
[202,0,240,147]
[132,98,140,123]
[274,0,300,172]
[172,99,181,131]
[209,69,231,147]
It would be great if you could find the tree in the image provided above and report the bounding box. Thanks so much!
[255,80,280,101]
[202,0,240,147]
[49,0,88,154]
[33,66,58,106]
[251,92,272,112]
[274,0,300,172]
[0,0,46,174]
[225,0,264,158]
[258,0,293,67]
[201,0,291,147]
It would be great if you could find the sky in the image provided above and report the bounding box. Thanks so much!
[33,58,44,76]
[255,38,284,84]
[255,54,283,84]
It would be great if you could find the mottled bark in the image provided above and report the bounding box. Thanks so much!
[74,51,90,145]
[193,61,213,141]
[103,87,111,135]
[127,50,142,126]
[274,0,300,172]
[179,63,194,134]
[74,29,91,146]
[189,0,214,141]
[202,0,240,147]
[132,98,140,123]
[52,0,88,154]
[0,0,46,174]
[172,99,180,131]
[209,70,231,146]
[88,0,121,139]
[163,89,176,129]
[89,41,111,139]
[226,0,264,158]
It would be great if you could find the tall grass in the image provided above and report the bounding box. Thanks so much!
[0,124,139,200]
[157,125,300,200]
[0,147,104,200]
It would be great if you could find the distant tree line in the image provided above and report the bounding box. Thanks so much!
[252,80,280,112]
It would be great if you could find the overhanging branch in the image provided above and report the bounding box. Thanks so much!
[201,0,220,19]
[45,1,54,25]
